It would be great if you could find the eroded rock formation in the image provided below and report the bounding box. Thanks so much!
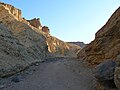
[0,2,22,20]
[0,2,80,77]
[77,7,120,65]
[27,18,42,29]
[0,2,47,77]
[42,26,50,34]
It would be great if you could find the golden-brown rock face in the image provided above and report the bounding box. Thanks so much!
[0,2,48,77]
[27,18,42,29]
[77,7,120,65]
[0,2,22,20]
[46,36,80,57]
[0,2,80,77]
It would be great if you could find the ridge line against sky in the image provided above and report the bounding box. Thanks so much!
[1,0,120,43]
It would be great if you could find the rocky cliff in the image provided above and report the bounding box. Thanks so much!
[0,2,48,77]
[0,2,22,20]
[77,7,120,65]
[0,2,80,77]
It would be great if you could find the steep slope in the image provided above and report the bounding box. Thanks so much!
[0,22,43,77]
[0,3,48,77]
[77,7,120,65]
[0,2,80,77]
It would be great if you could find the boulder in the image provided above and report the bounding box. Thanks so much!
[93,60,116,81]
[93,60,116,88]
[114,55,120,90]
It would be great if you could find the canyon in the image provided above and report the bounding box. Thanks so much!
[0,2,120,90]
[0,2,80,78]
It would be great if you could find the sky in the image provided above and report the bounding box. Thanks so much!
[1,0,120,43]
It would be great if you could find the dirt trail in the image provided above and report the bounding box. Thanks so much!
[1,58,97,90]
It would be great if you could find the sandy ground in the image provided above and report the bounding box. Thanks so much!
[1,58,97,90]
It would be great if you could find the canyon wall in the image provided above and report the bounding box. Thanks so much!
[0,2,80,77]
[77,7,120,65]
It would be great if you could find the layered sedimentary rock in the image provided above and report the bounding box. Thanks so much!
[77,7,120,65]
[0,2,22,20]
[0,2,47,77]
[0,22,44,77]
[0,2,80,77]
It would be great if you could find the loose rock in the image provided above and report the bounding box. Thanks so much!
[11,76,23,83]
[114,55,120,90]
[93,60,116,88]
[0,85,5,89]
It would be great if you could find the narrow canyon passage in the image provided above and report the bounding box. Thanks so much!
[2,58,97,90]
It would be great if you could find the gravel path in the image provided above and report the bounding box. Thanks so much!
[1,58,97,90]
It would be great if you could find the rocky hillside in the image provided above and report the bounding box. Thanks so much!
[77,7,120,65]
[0,2,80,77]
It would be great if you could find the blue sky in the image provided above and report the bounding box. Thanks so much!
[2,0,120,43]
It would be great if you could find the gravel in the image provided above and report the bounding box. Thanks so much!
[1,58,97,90]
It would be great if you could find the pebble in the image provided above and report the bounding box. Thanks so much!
[0,85,5,89]
[28,71,33,75]
[11,76,23,83]
[35,63,39,66]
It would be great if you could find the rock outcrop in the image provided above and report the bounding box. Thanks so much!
[27,18,42,29]
[0,2,80,77]
[42,26,50,34]
[77,7,120,65]
[0,2,22,20]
